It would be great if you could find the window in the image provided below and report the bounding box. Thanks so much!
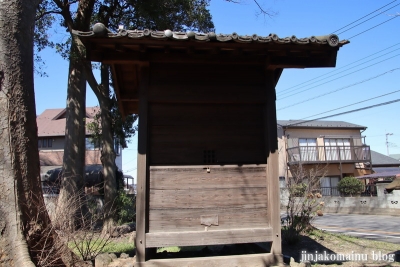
[38,138,52,149]
[325,138,351,161]
[299,138,317,161]
[86,138,100,150]
[320,177,340,196]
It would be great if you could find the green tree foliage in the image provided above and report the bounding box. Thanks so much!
[337,176,364,196]
[87,95,138,150]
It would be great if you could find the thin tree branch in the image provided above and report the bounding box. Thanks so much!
[35,10,62,21]
[253,0,274,17]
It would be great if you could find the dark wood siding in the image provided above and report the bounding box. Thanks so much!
[149,103,266,165]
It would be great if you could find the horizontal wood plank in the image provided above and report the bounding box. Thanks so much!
[145,227,273,247]
[150,166,266,190]
[149,187,267,209]
[149,207,268,232]
[137,253,275,267]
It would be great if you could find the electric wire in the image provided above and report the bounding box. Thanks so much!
[277,54,400,101]
[336,2,400,35]
[278,68,400,110]
[277,45,400,97]
[347,15,399,40]
[277,42,400,96]
[284,98,400,127]
[124,167,137,172]
[331,0,398,33]
[282,89,400,126]
[277,1,400,96]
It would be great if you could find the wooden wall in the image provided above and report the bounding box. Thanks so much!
[141,62,275,248]
[149,103,266,165]
[147,165,271,247]
[148,62,268,166]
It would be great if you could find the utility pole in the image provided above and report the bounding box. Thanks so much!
[386,133,393,156]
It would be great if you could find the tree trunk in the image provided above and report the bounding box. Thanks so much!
[0,1,75,266]
[99,65,118,231]
[57,0,95,230]
[57,42,87,229]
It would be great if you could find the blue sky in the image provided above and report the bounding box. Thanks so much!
[34,0,400,181]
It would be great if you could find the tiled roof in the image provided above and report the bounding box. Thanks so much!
[371,150,400,167]
[277,120,366,129]
[73,23,348,47]
[39,150,102,166]
[37,107,100,137]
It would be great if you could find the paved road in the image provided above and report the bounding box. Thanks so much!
[311,213,400,244]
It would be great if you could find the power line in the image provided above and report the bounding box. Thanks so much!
[277,45,400,97]
[277,42,400,95]
[277,53,400,102]
[124,167,137,172]
[284,98,400,127]
[278,68,400,110]
[284,89,400,125]
[347,15,399,39]
[332,0,398,33]
[336,2,400,35]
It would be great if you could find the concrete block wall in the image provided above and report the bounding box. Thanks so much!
[280,183,400,216]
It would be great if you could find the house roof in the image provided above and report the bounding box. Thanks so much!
[37,107,100,137]
[39,150,102,166]
[73,24,348,116]
[370,150,400,167]
[389,154,400,161]
[277,120,366,129]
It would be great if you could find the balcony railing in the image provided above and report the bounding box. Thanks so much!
[287,145,371,164]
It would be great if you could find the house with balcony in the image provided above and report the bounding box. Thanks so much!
[277,120,372,196]
[37,107,123,186]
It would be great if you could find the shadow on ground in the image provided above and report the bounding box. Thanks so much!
[154,243,271,259]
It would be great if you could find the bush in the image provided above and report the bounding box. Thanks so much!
[337,176,364,196]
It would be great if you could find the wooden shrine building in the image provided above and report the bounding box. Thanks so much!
[74,24,348,266]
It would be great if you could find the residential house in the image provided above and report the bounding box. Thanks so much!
[277,120,372,196]
[37,107,123,181]
[370,150,400,172]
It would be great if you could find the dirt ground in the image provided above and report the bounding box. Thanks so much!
[282,230,400,266]
[107,229,400,266]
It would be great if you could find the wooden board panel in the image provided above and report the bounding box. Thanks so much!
[148,166,269,233]
[148,103,267,165]
[148,84,266,104]
[137,253,275,267]
[145,228,273,247]
[149,187,267,209]
[149,207,268,232]
[149,63,266,87]
[149,103,264,125]
[149,149,265,165]
[150,166,267,190]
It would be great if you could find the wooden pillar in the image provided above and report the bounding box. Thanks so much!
[136,64,149,263]
[265,69,283,264]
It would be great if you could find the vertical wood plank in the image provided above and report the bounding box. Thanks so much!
[136,63,149,263]
[265,69,283,264]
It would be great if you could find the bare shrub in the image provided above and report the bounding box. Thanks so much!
[35,181,117,264]
[282,164,327,245]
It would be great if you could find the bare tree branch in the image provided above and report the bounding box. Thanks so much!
[35,10,62,21]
